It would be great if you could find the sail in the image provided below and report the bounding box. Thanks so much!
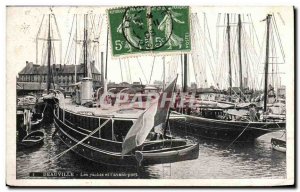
[122,76,178,155]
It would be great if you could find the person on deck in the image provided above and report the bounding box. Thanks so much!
[249,104,258,122]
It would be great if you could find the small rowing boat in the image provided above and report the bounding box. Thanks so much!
[271,138,286,153]
[18,130,44,148]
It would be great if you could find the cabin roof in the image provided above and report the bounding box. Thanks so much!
[60,97,144,119]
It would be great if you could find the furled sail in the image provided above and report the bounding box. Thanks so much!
[122,75,178,155]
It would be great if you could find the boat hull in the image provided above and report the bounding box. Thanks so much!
[54,115,138,166]
[18,130,44,148]
[139,143,199,165]
[169,114,286,142]
[54,112,199,167]
[271,138,286,153]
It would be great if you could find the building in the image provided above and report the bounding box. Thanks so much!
[17,61,101,93]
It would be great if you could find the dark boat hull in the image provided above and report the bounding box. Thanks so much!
[169,114,286,142]
[54,113,199,167]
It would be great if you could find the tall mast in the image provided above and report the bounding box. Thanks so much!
[47,14,52,93]
[264,14,272,112]
[105,27,109,79]
[101,52,104,87]
[226,13,232,99]
[74,14,77,83]
[183,54,188,92]
[163,56,165,90]
[83,14,88,77]
[181,54,184,89]
[238,14,243,94]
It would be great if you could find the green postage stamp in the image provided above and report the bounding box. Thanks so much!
[108,6,191,57]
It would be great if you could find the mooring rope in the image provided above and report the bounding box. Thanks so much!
[18,118,110,174]
[226,123,251,149]
[42,102,48,114]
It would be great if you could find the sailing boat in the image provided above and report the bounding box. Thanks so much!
[169,13,286,142]
[53,13,198,166]
[54,75,198,166]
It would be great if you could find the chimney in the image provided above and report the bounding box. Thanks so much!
[26,61,33,68]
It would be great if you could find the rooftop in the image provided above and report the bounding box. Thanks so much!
[18,61,101,75]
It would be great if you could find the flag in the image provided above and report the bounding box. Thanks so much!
[122,75,177,155]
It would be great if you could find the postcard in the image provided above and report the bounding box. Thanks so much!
[6,5,294,187]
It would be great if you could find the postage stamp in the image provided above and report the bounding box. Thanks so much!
[108,6,191,56]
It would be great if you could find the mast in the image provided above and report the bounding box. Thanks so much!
[183,54,188,92]
[163,56,165,90]
[226,14,232,99]
[164,75,178,137]
[75,14,77,83]
[47,14,52,93]
[105,27,109,79]
[238,14,243,94]
[264,14,272,112]
[83,14,88,77]
[181,55,184,90]
[101,52,104,87]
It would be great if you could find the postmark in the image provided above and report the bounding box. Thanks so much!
[121,6,172,51]
[108,6,191,57]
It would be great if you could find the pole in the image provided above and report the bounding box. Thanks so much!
[101,52,104,87]
[47,14,52,93]
[181,55,184,90]
[238,14,243,94]
[163,75,178,137]
[83,14,88,77]
[105,27,109,79]
[183,54,188,93]
[75,14,77,83]
[163,56,166,90]
[226,14,232,99]
[264,14,272,112]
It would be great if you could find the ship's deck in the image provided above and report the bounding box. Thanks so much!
[57,96,145,119]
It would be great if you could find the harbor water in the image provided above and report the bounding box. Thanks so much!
[16,123,286,179]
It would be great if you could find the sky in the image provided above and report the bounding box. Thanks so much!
[6,6,293,88]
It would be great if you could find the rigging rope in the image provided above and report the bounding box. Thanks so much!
[149,56,156,84]
[137,57,149,84]
[63,15,75,64]
[226,123,250,149]
[18,118,110,174]
[119,58,124,82]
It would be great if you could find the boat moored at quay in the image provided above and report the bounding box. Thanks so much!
[53,77,199,167]
[169,110,285,142]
